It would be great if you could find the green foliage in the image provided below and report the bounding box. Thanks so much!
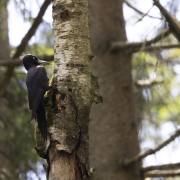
[27,44,53,56]
[0,71,39,178]
[133,50,180,126]
[168,48,180,59]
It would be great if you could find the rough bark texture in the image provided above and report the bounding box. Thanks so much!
[89,0,141,179]
[38,0,92,179]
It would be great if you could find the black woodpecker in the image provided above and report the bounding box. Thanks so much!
[23,54,49,139]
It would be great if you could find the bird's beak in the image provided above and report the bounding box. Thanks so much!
[38,59,49,65]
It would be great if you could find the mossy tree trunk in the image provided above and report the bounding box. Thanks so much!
[89,0,141,179]
[41,0,92,179]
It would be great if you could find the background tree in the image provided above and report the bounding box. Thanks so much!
[89,0,141,179]
[89,0,180,179]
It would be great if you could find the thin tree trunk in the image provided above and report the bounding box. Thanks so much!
[0,0,10,60]
[43,0,92,179]
[89,0,141,179]
[0,1,19,180]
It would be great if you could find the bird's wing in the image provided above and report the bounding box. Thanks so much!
[38,66,49,91]
[26,66,49,118]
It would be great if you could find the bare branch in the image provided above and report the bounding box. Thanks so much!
[144,29,170,44]
[110,29,171,53]
[143,162,180,172]
[163,59,180,65]
[111,42,180,53]
[135,6,154,24]
[13,0,52,58]
[124,1,162,20]
[142,44,180,52]
[153,0,180,41]
[136,59,180,67]
[0,55,54,67]
[123,129,180,166]
[39,54,54,62]
[0,59,20,67]
[144,171,180,178]
[135,79,163,88]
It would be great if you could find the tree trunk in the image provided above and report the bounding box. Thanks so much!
[0,0,10,60]
[40,0,92,179]
[89,0,141,179]
[0,1,18,180]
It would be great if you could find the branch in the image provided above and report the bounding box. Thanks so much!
[0,55,54,67]
[163,59,180,65]
[135,5,154,24]
[137,59,180,67]
[110,29,171,53]
[13,0,52,58]
[144,29,170,44]
[144,171,180,178]
[142,44,180,51]
[135,79,163,88]
[124,1,162,20]
[111,42,180,53]
[143,162,180,172]
[123,129,180,166]
[153,0,180,41]
[39,54,54,62]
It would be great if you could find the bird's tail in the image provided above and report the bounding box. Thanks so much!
[36,103,48,140]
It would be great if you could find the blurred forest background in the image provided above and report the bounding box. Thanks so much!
[1,0,180,179]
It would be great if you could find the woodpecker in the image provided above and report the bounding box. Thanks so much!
[23,54,49,139]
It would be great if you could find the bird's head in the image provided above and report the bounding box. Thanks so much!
[22,55,40,70]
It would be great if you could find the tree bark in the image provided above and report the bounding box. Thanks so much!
[0,0,10,60]
[0,1,19,180]
[89,0,141,179]
[40,0,92,179]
